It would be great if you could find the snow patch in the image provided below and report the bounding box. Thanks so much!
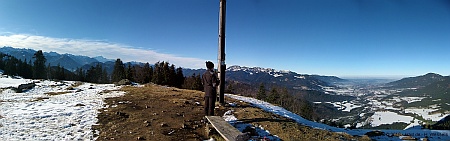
[1,79,125,140]
[222,110,280,140]
[405,108,449,121]
[398,97,426,104]
[294,75,305,79]
[0,77,34,88]
[369,111,414,127]
[324,101,361,112]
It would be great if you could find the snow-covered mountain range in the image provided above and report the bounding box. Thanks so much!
[185,65,346,92]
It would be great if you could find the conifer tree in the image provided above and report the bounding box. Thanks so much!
[75,67,85,81]
[21,59,33,79]
[257,83,266,100]
[169,64,176,86]
[86,65,97,83]
[101,67,109,83]
[182,73,202,90]
[126,63,135,82]
[0,53,4,70]
[152,62,162,84]
[132,65,143,83]
[46,63,52,79]
[162,62,170,85]
[4,56,18,76]
[143,62,152,83]
[175,67,184,88]
[33,50,47,79]
[194,73,203,91]
[267,87,280,104]
[111,58,125,82]
[58,64,66,80]
[279,87,289,107]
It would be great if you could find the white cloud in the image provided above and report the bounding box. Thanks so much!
[0,34,205,68]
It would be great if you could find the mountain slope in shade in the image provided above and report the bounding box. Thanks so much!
[390,76,450,111]
[46,55,82,70]
[386,73,445,88]
[433,115,450,130]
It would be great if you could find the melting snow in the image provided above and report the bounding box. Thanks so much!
[405,108,449,121]
[0,76,34,89]
[0,79,125,140]
[222,110,280,140]
[324,101,362,112]
[294,75,305,79]
[272,73,283,77]
[369,111,414,127]
[398,97,426,104]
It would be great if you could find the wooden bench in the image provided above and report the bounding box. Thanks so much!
[205,116,249,141]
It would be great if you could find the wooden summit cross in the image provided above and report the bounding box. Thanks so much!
[205,116,249,141]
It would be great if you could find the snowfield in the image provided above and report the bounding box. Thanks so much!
[369,111,414,127]
[405,108,448,121]
[0,79,125,141]
[0,75,34,89]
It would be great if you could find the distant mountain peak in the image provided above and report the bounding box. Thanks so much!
[93,56,113,63]
[423,72,442,77]
[227,65,293,74]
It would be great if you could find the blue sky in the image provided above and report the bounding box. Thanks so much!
[1,0,449,78]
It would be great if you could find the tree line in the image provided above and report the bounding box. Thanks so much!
[1,51,205,90]
[109,59,186,88]
[0,50,46,79]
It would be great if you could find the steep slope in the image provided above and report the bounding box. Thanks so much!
[81,61,116,74]
[433,115,450,130]
[0,47,35,61]
[46,55,82,70]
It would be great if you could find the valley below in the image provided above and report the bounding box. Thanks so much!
[318,78,449,130]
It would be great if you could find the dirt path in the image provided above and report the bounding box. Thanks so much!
[93,84,368,141]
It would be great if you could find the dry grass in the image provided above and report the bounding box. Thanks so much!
[209,134,226,141]
[94,84,209,141]
[31,97,50,102]
[0,115,3,127]
[66,82,84,90]
[45,91,71,96]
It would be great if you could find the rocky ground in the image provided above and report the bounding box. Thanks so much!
[93,84,368,141]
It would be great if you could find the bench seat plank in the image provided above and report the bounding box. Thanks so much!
[205,116,244,141]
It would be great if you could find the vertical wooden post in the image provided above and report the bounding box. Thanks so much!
[217,0,226,105]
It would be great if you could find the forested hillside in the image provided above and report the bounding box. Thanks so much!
[387,73,445,88]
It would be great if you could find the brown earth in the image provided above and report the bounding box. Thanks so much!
[93,84,370,141]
